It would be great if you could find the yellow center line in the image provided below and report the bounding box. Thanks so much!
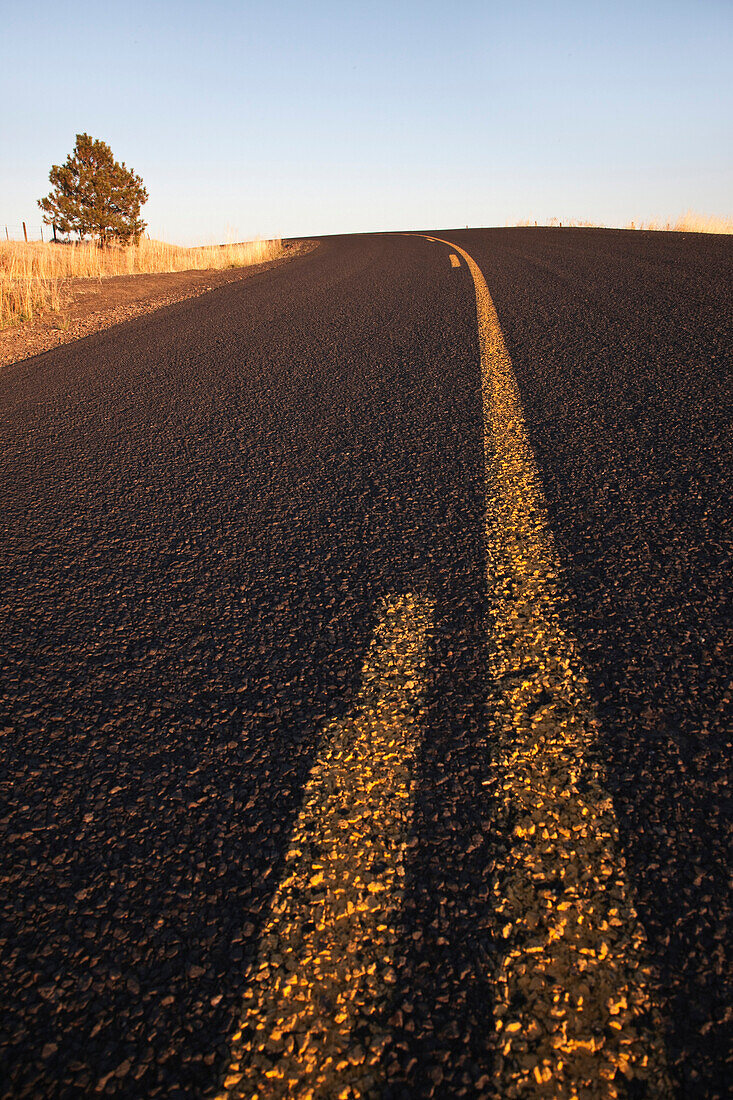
[449,253,461,268]
[427,234,673,1098]
[217,593,434,1099]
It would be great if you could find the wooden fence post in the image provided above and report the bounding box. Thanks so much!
[23,222,28,242]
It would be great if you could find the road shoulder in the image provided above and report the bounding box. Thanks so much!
[0,240,318,370]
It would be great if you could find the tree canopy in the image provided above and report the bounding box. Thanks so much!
[38,134,148,247]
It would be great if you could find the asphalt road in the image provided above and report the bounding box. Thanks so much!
[1,228,730,1098]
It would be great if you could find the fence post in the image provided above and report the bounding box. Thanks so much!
[53,223,57,242]
[4,226,8,240]
[23,221,28,242]
[40,225,43,242]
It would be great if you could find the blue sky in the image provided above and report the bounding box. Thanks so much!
[2,0,731,243]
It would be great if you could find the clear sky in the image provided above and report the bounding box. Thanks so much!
[2,0,731,243]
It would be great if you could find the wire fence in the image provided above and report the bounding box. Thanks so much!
[2,223,150,243]
[2,223,52,242]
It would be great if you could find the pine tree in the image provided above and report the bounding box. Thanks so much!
[38,134,148,247]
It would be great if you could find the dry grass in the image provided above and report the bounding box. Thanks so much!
[513,218,602,228]
[625,211,733,234]
[0,254,62,329]
[515,211,732,234]
[0,237,282,329]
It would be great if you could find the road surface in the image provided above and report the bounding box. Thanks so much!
[1,228,731,1098]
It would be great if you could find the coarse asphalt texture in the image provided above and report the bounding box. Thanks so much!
[1,228,731,1098]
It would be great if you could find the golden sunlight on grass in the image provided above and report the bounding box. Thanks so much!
[626,211,733,234]
[514,211,732,234]
[0,238,282,329]
[513,218,602,228]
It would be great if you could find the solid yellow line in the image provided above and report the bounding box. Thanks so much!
[449,253,461,268]
[217,593,434,1099]
[425,234,673,1098]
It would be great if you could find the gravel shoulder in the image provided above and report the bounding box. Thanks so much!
[0,240,317,370]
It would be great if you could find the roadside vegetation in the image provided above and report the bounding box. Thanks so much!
[39,133,148,248]
[2,132,284,329]
[626,211,732,233]
[515,210,732,233]
[0,238,283,329]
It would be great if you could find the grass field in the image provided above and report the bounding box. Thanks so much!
[0,237,283,329]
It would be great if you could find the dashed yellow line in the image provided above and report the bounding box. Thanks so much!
[449,253,461,268]
[217,593,434,1099]
[429,234,673,1098]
